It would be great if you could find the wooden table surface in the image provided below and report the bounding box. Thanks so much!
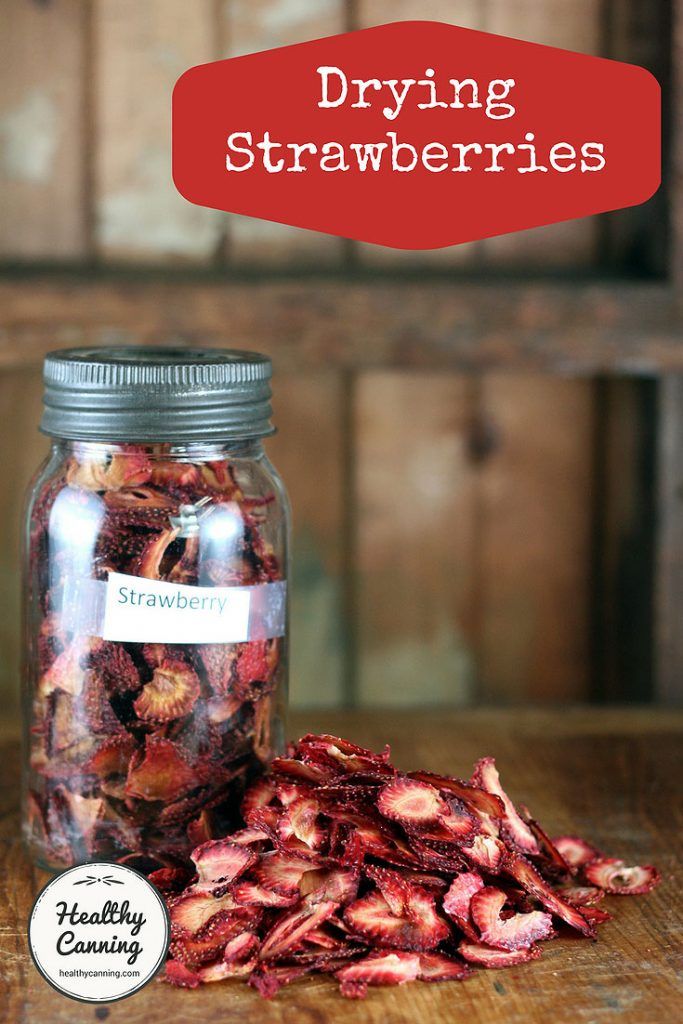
[1,707,681,1024]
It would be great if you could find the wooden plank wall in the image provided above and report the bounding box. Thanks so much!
[0,0,668,713]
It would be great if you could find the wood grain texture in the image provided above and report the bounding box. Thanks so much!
[0,0,87,259]
[0,368,48,719]
[0,277,678,373]
[477,376,595,702]
[94,0,221,262]
[604,0,670,276]
[226,0,346,266]
[655,376,683,705]
[1,708,681,1022]
[356,0,483,267]
[672,0,683,287]
[267,372,348,707]
[482,0,601,267]
[593,379,657,703]
[224,4,349,709]
[355,372,477,705]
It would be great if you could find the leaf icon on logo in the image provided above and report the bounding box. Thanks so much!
[73,874,125,886]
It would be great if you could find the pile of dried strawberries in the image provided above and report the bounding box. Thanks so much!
[160,733,660,999]
[26,445,284,869]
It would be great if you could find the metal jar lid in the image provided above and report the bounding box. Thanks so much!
[41,346,274,442]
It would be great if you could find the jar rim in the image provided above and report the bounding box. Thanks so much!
[41,346,274,442]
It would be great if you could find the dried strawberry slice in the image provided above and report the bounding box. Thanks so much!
[233,640,279,700]
[299,868,360,906]
[443,871,486,941]
[167,889,240,937]
[200,461,242,495]
[278,796,323,850]
[472,758,540,856]
[223,931,260,965]
[248,965,310,999]
[194,958,254,983]
[124,736,203,802]
[519,806,571,876]
[53,788,105,856]
[461,835,507,874]
[275,780,314,806]
[407,839,464,874]
[458,939,543,969]
[559,885,605,907]
[148,867,192,895]
[336,951,421,994]
[303,926,345,951]
[337,978,367,999]
[408,770,505,821]
[206,695,242,725]
[344,889,450,951]
[26,792,49,848]
[150,461,201,492]
[198,645,237,697]
[259,899,340,959]
[88,642,140,696]
[302,733,391,762]
[84,735,137,777]
[406,804,478,843]
[192,839,257,892]
[67,450,152,492]
[253,852,313,895]
[186,809,216,847]
[377,778,449,826]
[164,960,202,988]
[579,906,613,925]
[245,806,280,841]
[298,734,394,776]
[199,905,262,940]
[253,694,273,764]
[270,757,337,784]
[417,953,472,982]
[316,783,378,808]
[165,534,199,585]
[157,774,243,828]
[504,854,596,937]
[584,858,661,895]
[552,835,602,871]
[133,529,179,580]
[45,690,89,756]
[470,886,554,950]
[134,659,201,722]
[39,640,89,697]
[170,908,257,968]
[364,865,415,917]
[44,792,74,867]
[331,813,421,868]
[228,825,270,846]
[142,643,171,668]
[82,673,126,736]
[241,777,276,821]
[37,613,67,674]
[232,882,299,909]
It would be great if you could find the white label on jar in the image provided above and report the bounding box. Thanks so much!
[59,572,286,644]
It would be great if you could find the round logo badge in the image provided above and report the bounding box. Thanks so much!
[28,862,170,1003]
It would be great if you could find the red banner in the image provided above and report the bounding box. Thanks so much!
[172,21,660,249]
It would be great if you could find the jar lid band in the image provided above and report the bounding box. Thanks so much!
[41,346,274,442]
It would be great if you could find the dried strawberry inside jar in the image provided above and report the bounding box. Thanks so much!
[23,347,289,872]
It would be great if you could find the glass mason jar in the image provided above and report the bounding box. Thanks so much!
[23,348,289,872]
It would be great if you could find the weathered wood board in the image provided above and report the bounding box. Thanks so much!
[0,0,87,258]
[1,708,681,1023]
